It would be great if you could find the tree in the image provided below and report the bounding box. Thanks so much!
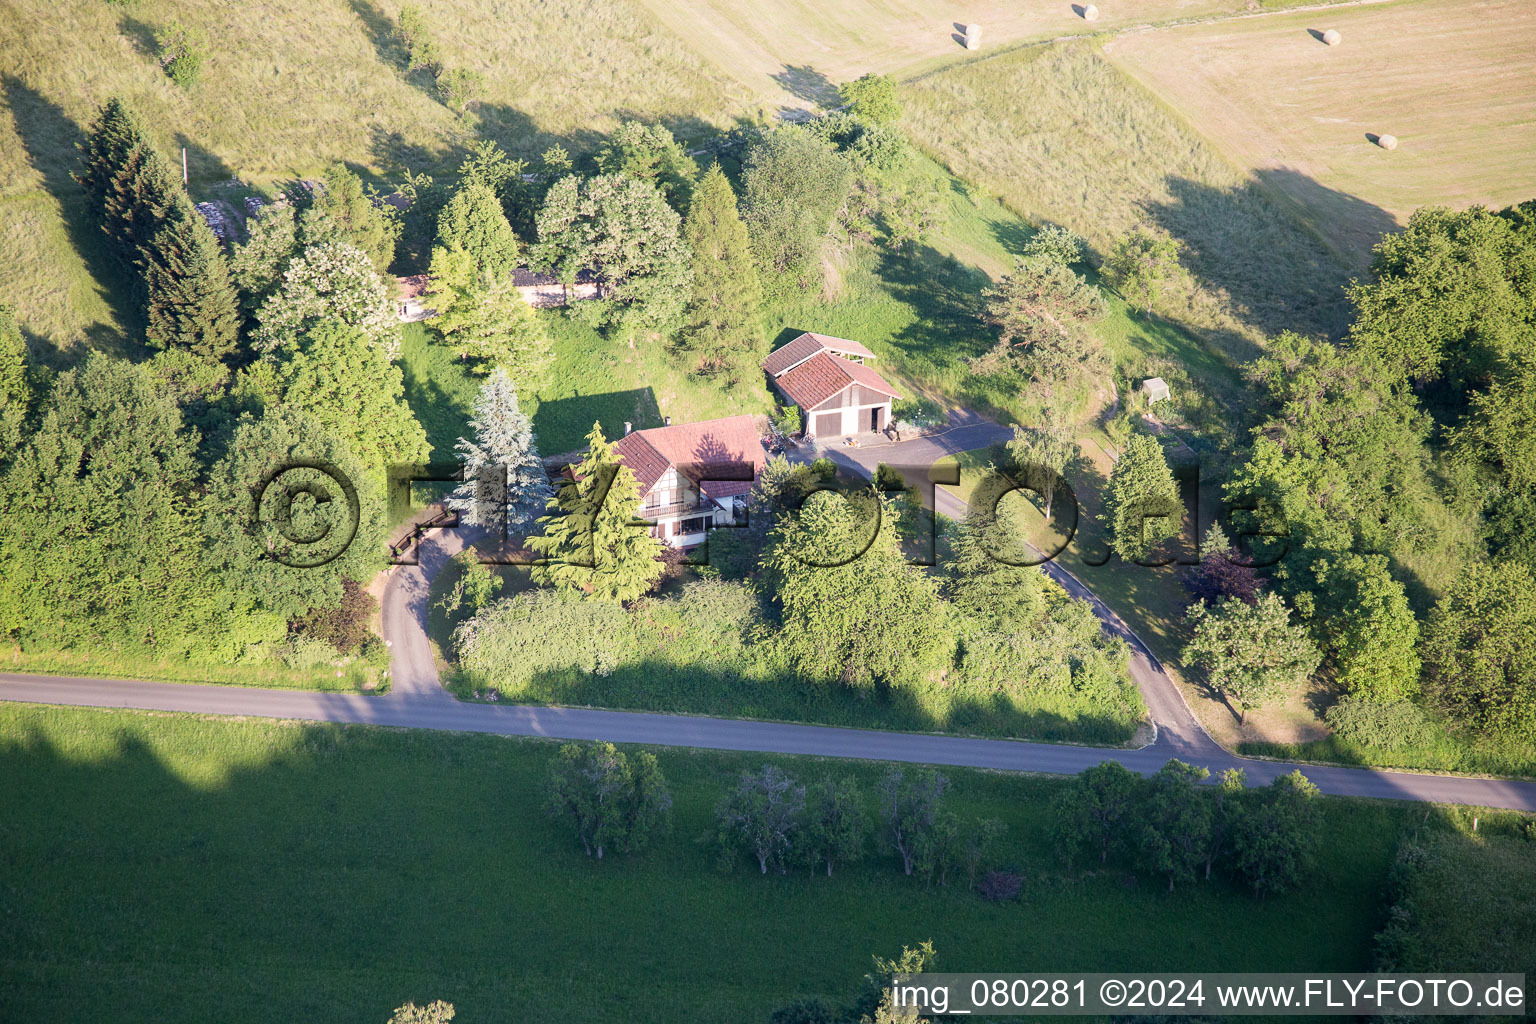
[156,20,207,88]
[1021,224,1087,267]
[429,178,520,292]
[230,203,299,315]
[762,489,951,690]
[1050,760,1139,869]
[437,67,485,115]
[978,256,1107,394]
[1182,593,1320,725]
[1227,771,1319,897]
[1182,521,1263,607]
[1138,759,1211,892]
[396,3,441,74]
[528,421,665,602]
[1006,409,1077,522]
[877,767,948,877]
[299,164,401,273]
[801,776,869,877]
[546,741,670,858]
[1299,551,1420,701]
[238,322,430,475]
[595,121,699,208]
[1204,767,1246,881]
[428,273,551,384]
[75,98,175,262]
[1106,434,1181,562]
[0,305,34,458]
[740,126,854,277]
[944,498,1052,632]
[140,210,240,360]
[386,1000,454,1024]
[447,367,552,537]
[1348,205,1534,389]
[839,73,902,124]
[1421,561,1536,741]
[1450,361,1536,489]
[253,242,400,358]
[201,405,388,624]
[852,943,938,1024]
[1103,230,1182,316]
[680,163,763,380]
[532,174,693,335]
[716,764,807,874]
[0,355,253,657]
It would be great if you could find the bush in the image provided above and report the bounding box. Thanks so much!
[1021,224,1087,267]
[437,67,485,114]
[291,578,376,655]
[278,634,342,671]
[157,21,207,89]
[774,404,801,435]
[454,589,629,688]
[1325,696,1438,750]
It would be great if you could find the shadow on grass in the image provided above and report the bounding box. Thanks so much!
[533,386,661,457]
[1,75,141,362]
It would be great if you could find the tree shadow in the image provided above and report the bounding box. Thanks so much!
[347,0,406,70]
[399,350,476,463]
[1252,166,1400,271]
[1143,173,1364,344]
[116,13,159,58]
[1,74,141,360]
[532,386,661,456]
[772,64,839,109]
[174,132,236,185]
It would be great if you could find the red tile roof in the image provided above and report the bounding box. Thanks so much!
[613,415,761,501]
[763,332,877,376]
[772,351,902,410]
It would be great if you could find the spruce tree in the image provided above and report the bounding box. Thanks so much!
[944,495,1051,632]
[83,103,189,263]
[681,163,763,380]
[447,367,552,538]
[528,421,664,602]
[430,177,520,288]
[428,273,551,385]
[1106,433,1182,561]
[141,211,241,360]
[76,98,150,233]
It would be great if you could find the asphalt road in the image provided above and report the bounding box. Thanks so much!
[4,418,1535,811]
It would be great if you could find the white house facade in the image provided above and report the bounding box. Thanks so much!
[762,333,901,441]
[613,415,762,548]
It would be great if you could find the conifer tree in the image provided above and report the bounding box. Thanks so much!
[944,494,1051,632]
[298,163,401,273]
[429,177,520,290]
[680,163,763,380]
[428,273,551,385]
[1106,433,1182,561]
[447,367,551,537]
[76,98,150,231]
[141,211,241,360]
[528,421,664,602]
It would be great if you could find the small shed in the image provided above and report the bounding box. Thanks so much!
[1142,377,1171,404]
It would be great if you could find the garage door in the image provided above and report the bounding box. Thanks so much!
[813,411,843,438]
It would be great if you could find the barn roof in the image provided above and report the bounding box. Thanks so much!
[612,415,761,500]
[772,351,902,410]
[763,332,878,377]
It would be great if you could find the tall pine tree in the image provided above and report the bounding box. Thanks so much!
[141,211,241,360]
[680,163,762,380]
[528,421,664,602]
[447,367,552,538]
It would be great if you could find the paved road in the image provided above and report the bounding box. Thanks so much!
[4,417,1536,811]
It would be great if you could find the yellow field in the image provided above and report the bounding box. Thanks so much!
[1105,0,1536,260]
[640,0,1355,108]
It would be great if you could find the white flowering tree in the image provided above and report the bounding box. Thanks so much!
[252,242,400,359]
[447,367,552,537]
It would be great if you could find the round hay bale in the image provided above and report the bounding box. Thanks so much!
[964,23,982,49]
[1377,133,1399,150]
[1082,3,1100,20]
[1322,28,1342,46]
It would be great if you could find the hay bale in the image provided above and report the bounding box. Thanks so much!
[964,23,982,49]
[1322,28,1342,46]
[1082,3,1100,20]
[1377,133,1399,150]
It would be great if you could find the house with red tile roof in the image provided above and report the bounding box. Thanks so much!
[763,333,901,440]
[612,415,762,548]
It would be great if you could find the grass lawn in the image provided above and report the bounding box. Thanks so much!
[0,645,387,692]
[2,702,1504,1024]
[1104,0,1536,263]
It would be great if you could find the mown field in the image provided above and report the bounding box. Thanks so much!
[1105,0,1536,261]
[0,703,1491,1024]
